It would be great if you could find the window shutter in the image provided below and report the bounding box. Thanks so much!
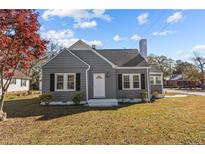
[50,73,55,91]
[118,74,122,90]
[76,73,80,91]
[141,74,145,89]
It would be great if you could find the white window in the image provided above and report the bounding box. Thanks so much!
[122,74,141,90]
[150,74,162,85]
[155,76,162,85]
[11,78,16,84]
[67,74,75,90]
[123,75,130,89]
[133,75,140,88]
[55,73,76,91]
[56,75,64,90]
[21,79,27,87]
[150,76,154,85]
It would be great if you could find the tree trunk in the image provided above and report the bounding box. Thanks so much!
[0,91,7,121]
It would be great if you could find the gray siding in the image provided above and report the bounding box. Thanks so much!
[71,50,117,99]
[116,69,148,99]
[150,85,163,94]
[150,73,163,94]
[42,68,87,101]
[42,50,88,101]
[43,50,88,69]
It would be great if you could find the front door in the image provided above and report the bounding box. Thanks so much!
[93,73,105,98]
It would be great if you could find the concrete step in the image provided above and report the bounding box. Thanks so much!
[87,99,118,107]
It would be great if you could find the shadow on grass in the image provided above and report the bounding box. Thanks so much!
[4,98,140,121]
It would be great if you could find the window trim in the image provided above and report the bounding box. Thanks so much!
[122,73,141,90]
[150,74,163,85]
[55,73,76,91]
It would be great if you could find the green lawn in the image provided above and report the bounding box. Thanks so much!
[0,94,205,144]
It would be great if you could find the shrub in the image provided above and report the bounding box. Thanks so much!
[151,91,159,102]
[141,90,149,103]
[39,93,53,105]
[72,92,84,105]
[152,91,159,98]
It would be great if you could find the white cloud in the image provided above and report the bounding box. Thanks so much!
[41,29,102,48]
[152,30,177,36]
[42,10,89,21]
[175,45,205,61]
[166,12,183,24]
[41,29,74,41]
[84,40,103,47]
[137,13,149,25]
[130,34,142,41]
[192,45,205,53]
[91,9,111,21]
[74,20,97,28]
[113,35,122,41]
[42,9,111,29]
[42,9,111,21]
[175,50,192,61]
[40,26,45,31]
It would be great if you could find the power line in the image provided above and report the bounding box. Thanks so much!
[141,10,169,38]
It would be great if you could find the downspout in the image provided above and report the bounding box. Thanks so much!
[147,67,150,101]
[86,65,91,102]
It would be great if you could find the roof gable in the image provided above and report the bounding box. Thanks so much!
[43,49,89,68]
[68,40,92,50]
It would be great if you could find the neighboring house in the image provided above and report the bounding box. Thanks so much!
[42,39,163,106]
[164,74,197,88]
[0,70,30,95]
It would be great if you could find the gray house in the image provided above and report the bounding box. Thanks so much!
[42,39,163,106]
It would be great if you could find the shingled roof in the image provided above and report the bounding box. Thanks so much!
[149,64,162,73]
[13,70,30,79]
[97,49,149,67]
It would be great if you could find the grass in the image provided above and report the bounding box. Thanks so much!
[0,93,205,144]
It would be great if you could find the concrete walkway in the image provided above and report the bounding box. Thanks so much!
[165,88,205,96]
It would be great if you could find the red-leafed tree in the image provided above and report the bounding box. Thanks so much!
[0,10,47,121]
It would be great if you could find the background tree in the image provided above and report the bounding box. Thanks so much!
[0,10,47,121]
[147,54,175,79]
[193,53,205,89]
[24,42,62,90]
[45,42,63,60]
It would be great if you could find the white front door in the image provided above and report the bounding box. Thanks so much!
[93,73,105,98]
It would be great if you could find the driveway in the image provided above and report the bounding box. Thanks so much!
[165,88,205,96]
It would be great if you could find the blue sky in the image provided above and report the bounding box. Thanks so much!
[38,9,205,61]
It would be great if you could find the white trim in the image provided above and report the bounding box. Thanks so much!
[41,101,86,106]
[85,66,91,101]
[55,73,76,91]
[150,72,163,75]
[150,74,163,85]
[115,66,150,69]
[122,73,141,90]
[147,67,151,101]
